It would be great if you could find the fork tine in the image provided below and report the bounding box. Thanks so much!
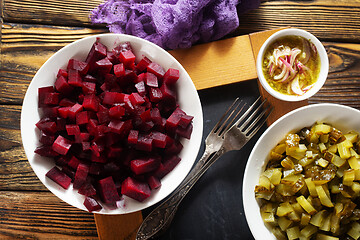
[239,98,267,133]
[234,96,263,129]
[246,106,273,139]
[210,98,239,133]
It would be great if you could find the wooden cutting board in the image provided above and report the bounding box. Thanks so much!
[95,27,307,240]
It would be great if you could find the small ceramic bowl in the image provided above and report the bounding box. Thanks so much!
[243,103,360,239]
[20,33,203,214]
[257,28,329,101]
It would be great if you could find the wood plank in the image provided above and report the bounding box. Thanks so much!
[2,0,103,26]
[0,191,97,239]
[234,0,360,42]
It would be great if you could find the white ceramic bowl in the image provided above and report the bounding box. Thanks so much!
[21,33,203,214]
[243,103,360,239]
[257,28,329,101]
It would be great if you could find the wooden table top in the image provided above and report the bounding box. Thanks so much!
[1,0,360,239]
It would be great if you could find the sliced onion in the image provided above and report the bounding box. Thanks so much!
[290,48,301,66]
[302,38,311,64]
[274,63,287,80]
[291,75,304,95]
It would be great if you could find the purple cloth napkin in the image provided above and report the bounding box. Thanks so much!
[90,0,260,50]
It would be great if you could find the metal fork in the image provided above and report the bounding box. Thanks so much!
[136,97,272,240]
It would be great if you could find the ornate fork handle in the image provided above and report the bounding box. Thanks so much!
[136,148,225,240]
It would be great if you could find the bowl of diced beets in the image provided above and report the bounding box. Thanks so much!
[20,33,203,214]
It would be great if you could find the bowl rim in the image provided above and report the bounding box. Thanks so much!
[256,28,329,102]
[20,33,204,214]
[242,103,360,239]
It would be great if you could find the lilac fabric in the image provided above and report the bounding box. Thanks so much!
[90,0,260,49]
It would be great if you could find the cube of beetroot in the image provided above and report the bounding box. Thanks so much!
[135,81,146,96]
[57,69,68,78]
[91,153,107,163]
[68,155,80,170]
[59,98,75,107]
[113,41,133,56]
[136,56,152,72]
[109,105,125,119]
[149,87,163,103]
[58,106,71,118]
[179,114,194,128]
[119,50,136,68]
[78,181,97,196]
[154,155,181,179]
[160,83,176,106]
[73,163,89,189]
[76,111,90,125]
[121,177,151,202]
[165,140,183,155]
[150,108,162,125]
[52,135,72,155]
[36,118,57,134]
[43,92,60,105]
[46,166,72,189]
[147,175,161,190]
[95,57,113,75]
[150,131,167,148]
[166,107,186,132]
[89,162,103,175]
[83,197,102,212]
[114,63,125,77]
[86,38,107,65]
[136,134,153,152]
[129,92,145,105]
[86,119,98,135]
[130,157,160,175]
[39,131,55,145]
[147,62,165,79]
[176,123,193,139]
[145,72,158,88]
[84,74,97,83]
[97,108,110,124]
[66,124,80,136]
[42,106,59,118]
[108,120,125,135]
[163,68,180,85]
[67,58,89,75]
[128,129,139,145]
[107,146,124,158]
[98,176,120,203]
[34,145,59,157]
[68,69,83,87]
[91,140,105,157]
[56,117,66,131]
[121,70,138,86]
[55,75,74,94]
[68,103,83,120]
[81,141,91,151]
[103,92,124,105]
[83,94,99,111]
[38,86,54,108]
[140,109,151,122]
[82,81,96,95]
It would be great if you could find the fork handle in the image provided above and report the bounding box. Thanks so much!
[136,148,225,240]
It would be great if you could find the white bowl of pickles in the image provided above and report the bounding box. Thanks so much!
[243,103,360,240]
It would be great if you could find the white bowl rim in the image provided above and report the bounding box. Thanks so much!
[20,33,204,214]
[242,103,360,239]
[256,28,329,102]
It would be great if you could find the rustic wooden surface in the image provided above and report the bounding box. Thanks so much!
[1,0,360,239]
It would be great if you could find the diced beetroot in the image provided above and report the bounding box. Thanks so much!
[78,182,97,196]
[81,141,91,151]
[56,156,70,167]
[58,107,71,118]
[68,103,83,120]
[140,109,151,122]
[89,162,103,175]
[163,68,180,85]
[136,56,152,72]
[95,57,113,75]
[147,62,165,79]
[165,140,183,155]
[109,105,125,119]
[136,134,153,152]
[98,176,121,203]
[66,124,81,136]
[83,94,99,112]
[86,38,107,65]
[36,118,57,134]
[127,129,139,145]
[154,155,181,179]
[52,135,72,155]
[144,72,158,88]
[121,177,151,202]
[112,41,132,56]
[82,82,96,95]
[107,146,124,158]
[129,92,145,105]
[103,92,124,105]
[76,111,90,125]
[46,166,72,189]
[176,123,193,139]
[84,74,97,83]
[73,163,89,189]
[86,119,98,136]
[149,87,163,103]
[84,197,102,212]
[96,107,110,124]
[119,50,136,68]
[134,81,146,96]
[38,86,54,108]
[57,69,68,78]
[59,98,75,107]
[130,157,160,175]
[150,131,167,148]
[34,145,59,157]
[56,117,66,131]
[55,75,74,94]
[166,107,186,132]
[114,63,125,77]
[108,119,132,136]
[68,69,83,87]
[39,131,55,145]
[42,106,59,118]
[160,83,176,106]
[91,140,105,157]
[107,51,119,64]
[67,58,89,75]
[91,153,107,163]
[43,92,60,105]
[179,114,194,128]
[68,156,80,170]
[147,175,161,190]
